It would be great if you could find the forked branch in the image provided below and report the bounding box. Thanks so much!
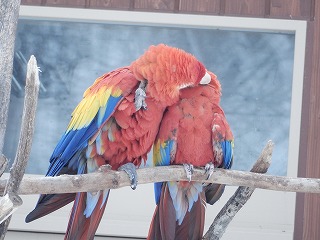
[203,141,273,239]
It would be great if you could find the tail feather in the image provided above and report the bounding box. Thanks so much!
[147,205,162,240]
[25,193,75,223]
[148,182,205,240]
[65,190,109,240]
[205,184,226,205]
[175,190,205,239]
[148,183,177,240]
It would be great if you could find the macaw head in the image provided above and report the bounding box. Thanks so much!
[130,44,210,106]
[176,70,222,105]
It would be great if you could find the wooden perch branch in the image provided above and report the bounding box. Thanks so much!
[0,145,319,196]
[203,140,273,240]
[0,56,39,235]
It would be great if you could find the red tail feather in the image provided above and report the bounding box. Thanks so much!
[25,193,75,223]
[65,191,109,240]
[148,183,205,240]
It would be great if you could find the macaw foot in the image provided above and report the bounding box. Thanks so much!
[204,162,215,180]
[98,164,112,172]
[183,163,194,182]
[118,163,138,190]
[135,80,148,111]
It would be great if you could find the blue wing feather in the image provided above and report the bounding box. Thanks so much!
[46,95,122,177]
[221,140,233,169]
[154,140,174,204]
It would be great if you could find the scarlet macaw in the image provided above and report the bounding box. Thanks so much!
[147,72,234,239]
[25,44,211,240]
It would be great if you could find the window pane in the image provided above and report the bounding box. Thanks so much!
[4,19,294,176]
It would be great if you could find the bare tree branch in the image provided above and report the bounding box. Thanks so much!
[4,56,40,196]
[0,56,39,236]
[0,0,21,237]
[0,0,21,152]
[0,158,319,196]
[203,141,273,240]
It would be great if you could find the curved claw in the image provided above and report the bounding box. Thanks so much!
[118,163,138,190]
[205,162,215,180]
[98,164,112,172]
[135,80,148,111]
[183,163,194,182]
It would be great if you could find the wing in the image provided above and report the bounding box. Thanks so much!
[212,111,234,169]
[26,67,139,223]
[153,137,176,204]
[206,110,234,205]
[47,67,139,177]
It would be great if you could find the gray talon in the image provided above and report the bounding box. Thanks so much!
[135,80,148,111]
[118,163,138,190]
[98,164,112,172]
[183,163,194,182]
[204,162,215,180]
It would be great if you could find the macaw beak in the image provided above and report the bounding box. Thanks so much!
[200,72,211,85]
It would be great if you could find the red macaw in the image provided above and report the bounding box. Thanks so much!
[147,72,234,240]
[25,44,211,240]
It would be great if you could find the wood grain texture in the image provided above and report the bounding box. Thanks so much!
[224,0,266,17]
[269,0,313,19]
[134,0,175,11]
[293,18,314,240]
[88,0,133,10]
[0,0,20,159]
[179,0,221,14]
[302,0,320,238]
[44,0,86,8]
[20,0,43,5]
[2,165,320,195]
[20,0,314,20]
[0,56,40,239]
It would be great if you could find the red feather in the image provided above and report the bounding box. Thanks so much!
[65,192,108,240]
[148,72,233,239]
[26,44,210,239]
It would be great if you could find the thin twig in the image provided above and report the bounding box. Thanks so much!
[0,56,40,235]
[203,141,273,240]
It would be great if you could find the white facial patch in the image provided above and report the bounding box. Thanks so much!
[200,72,211,85]
[179,82,193,89]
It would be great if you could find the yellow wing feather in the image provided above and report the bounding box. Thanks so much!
[67,86,116,131]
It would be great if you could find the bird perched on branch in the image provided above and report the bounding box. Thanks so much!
[25,44,211,240]
[147,72,234,240]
